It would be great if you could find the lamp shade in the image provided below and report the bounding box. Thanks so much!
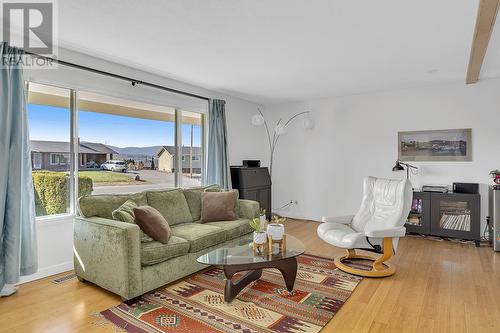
[275,124,287,135]
[251,114,265,126]
[392,161,405,172]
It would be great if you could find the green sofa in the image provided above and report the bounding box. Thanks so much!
[74,187,259,300]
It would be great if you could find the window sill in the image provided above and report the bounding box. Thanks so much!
[36,214,75,227]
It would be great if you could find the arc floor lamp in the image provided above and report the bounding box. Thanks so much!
[251,108,313,177]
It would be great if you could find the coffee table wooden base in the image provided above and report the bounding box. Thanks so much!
[222,257,298,303]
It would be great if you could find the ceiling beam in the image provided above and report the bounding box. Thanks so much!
[466,0,500,84]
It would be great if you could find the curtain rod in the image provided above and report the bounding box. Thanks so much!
[24,51,210,102]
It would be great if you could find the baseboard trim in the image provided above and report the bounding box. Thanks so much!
[18,261,74,285]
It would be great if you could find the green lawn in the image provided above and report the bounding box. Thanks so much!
[79,171,135,184]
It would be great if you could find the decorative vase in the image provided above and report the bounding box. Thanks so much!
[267,223,284,240]
[253,231,267,244]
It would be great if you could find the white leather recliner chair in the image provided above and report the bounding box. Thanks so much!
[317,176,412,277]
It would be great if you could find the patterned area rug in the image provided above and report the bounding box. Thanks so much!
[100,254,362,333]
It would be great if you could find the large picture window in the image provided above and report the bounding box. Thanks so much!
[78,90,177,195]
[27,82,206,219]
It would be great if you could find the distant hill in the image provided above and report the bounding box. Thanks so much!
[108,145,163,157]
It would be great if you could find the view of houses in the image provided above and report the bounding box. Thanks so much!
[30,140,202,174]
[31,140,117,171]
[30,139,203,216]
[157,146,202,174]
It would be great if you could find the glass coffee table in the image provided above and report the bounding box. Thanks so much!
[197,234,305,303]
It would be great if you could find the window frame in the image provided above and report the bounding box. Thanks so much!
[60,153,70,165]
[28,81,76,221]
[179,111,205,187]
[49,153,59,165]
[28,80,206,222]
[49,153,70,166]
[32,152,42,170]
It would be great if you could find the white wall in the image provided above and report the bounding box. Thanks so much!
[19,217,74,284]
[266,78,500,231]
[20,48,264,283]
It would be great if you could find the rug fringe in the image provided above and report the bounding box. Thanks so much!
[91,312,128,333]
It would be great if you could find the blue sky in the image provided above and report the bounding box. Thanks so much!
[28,104,201,147]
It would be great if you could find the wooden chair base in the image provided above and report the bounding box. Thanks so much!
[334,253,396,277]
[334,237,396,278]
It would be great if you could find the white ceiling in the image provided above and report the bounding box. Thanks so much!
[57,0,497,105]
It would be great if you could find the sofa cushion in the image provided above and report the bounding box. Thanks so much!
[78,192,147,219]
[111,199,153,243]
[170,223,226,253]
[200,191,238,223]
[205,219,253,241]
[146,189,193,225]
[134,206,172,244]
[182,185,221,222]
[140,236,190,266]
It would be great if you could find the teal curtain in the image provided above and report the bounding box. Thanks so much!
[206,99,231,189]
[0,42,38,295]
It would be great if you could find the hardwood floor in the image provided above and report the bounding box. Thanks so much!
[1,219,499,332]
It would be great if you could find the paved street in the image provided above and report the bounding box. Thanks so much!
[92,170,202,195]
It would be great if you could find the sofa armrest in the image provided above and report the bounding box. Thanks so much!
[73,216,142,299]
[321,215,354,224]
[237,199,260,219]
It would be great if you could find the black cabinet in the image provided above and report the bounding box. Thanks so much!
[406,191,431,234]
[406,191,480,246]
[230,166,271,219]
[429,193,480,242]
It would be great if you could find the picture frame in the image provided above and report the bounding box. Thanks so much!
[398,129,472,162]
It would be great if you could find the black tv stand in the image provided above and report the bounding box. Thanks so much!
[406,191,480,247]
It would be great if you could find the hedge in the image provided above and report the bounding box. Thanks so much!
[32,172,93,216]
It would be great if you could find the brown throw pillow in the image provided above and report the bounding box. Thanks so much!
[200,191,238,223]
[133,206,172,244]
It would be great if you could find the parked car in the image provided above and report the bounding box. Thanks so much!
[101,160,127,172]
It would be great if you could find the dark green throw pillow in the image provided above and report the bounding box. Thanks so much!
[112,199,153,242]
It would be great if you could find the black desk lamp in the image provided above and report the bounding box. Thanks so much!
[392,161,418,179]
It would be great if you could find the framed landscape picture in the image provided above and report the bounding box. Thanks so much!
[398,129,472,161]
